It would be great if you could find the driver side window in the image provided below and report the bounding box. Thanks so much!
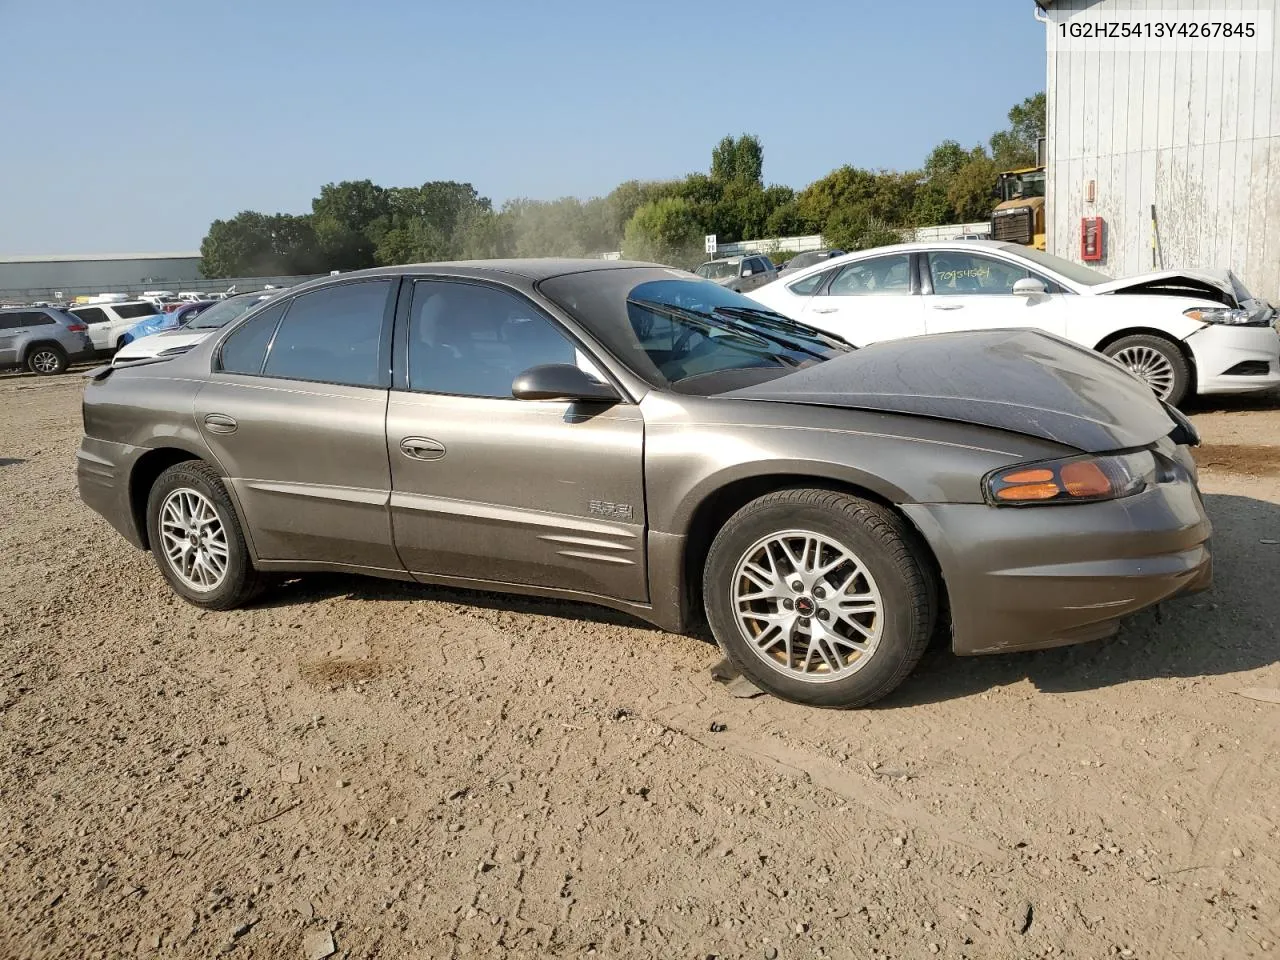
[406,281,579,399]
[927,253,1044,296]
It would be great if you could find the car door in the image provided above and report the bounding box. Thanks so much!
[385,277,648,602]
[192,278,402,570]
[69,306,112,350]
[740,257,770,292]
[0,311,35,365]
[792,252,925,346]
[921,250,1068,337]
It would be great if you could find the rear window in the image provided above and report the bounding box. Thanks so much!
[72,307,110,325]
[114,303,159,320]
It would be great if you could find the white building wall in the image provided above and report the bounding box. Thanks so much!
[1045,0,1280,300]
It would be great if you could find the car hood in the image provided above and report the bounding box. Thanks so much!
[717,328,1176,453]
[112,329,211,362]
[1086,267,1236,299]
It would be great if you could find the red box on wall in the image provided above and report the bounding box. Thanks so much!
[1081,217,1104,261]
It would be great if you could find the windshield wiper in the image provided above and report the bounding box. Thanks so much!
[711,305,855,350]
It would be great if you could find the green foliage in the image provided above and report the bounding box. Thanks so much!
[947,151,1000,222]
[711,134,764,187]
[199,211,322,279]
[197,94,1044,276]
[622,197,704,268]
[990,92,1046,168]
[822,208,903,252]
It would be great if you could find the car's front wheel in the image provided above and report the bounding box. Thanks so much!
[146,460,264,610]
[1103,334,1191,407]
[26,344,67,376]
[703,488,936,709]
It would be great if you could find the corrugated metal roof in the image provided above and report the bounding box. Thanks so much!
[0,252,200,264]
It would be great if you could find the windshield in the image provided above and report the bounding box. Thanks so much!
[539,268,852,394]
[695,261,738,281]
[1001,244,1109,287]
[186,294,273,329]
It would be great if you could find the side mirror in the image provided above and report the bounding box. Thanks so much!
[511,363,620,403]
[1012,278,1047,298]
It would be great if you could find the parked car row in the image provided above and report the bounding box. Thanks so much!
[1,288,283,375]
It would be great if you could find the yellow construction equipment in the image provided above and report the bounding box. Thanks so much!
[990,166,1046,250]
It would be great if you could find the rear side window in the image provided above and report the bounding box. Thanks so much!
[828,255,912,297]
[261,280,391,388]
[218,301,287,375]
[0,311,54,330]
[72,307,110,325]
[114,303,158,320]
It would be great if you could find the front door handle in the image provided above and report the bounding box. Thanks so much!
[931,304,965,311]
[400,437,446,461]
[203,413,238,434]
[811,306,839,314]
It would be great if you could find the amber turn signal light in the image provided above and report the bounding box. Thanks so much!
[986,452,1157,506]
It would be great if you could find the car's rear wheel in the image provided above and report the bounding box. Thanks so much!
[27,344,67,376]
[703,488,935,708]
[1103,334,1191,407]
[146,461,264,610]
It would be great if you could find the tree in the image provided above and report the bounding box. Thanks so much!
[710,134,764,187]
[821,207,903,252]
[310,180,390,270]
[622,197,704,267]
[946,151,1000,222]
[199,211,322,278]
[989,92,1046,168]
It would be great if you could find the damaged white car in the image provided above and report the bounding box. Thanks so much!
[747,239,1279,406]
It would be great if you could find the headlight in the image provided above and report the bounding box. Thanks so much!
[985,451,1158,506]
[1183,306,1251,325]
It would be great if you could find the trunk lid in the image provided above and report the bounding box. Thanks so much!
[717,328,1176,452]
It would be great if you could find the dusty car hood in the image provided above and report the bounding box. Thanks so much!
[718,329,1176,452]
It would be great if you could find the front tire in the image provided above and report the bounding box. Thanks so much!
[703,489,935,709]
[145,460,264,610]
[1103,334,1191,407]
[26,345,67,376]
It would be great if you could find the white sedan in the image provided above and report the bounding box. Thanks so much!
[746,240,1280,406]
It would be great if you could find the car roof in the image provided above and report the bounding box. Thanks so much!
[319,258,669,284]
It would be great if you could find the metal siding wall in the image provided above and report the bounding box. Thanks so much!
[1046,0,1280,300]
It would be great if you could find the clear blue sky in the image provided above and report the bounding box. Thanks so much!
[0,0,1047,256]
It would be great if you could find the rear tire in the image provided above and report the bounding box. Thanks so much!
[703,488,936,709]
[1102,334,1191,407]
[26,344,67,376]
[146,460,265,610]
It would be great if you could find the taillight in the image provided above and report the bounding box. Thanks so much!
[66,323,88,332]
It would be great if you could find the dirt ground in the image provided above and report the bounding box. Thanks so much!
[1,371,1278,960]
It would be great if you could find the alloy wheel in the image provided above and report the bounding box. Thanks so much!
[1113,344,1175,399]
[158,488,230,590]
[730,529,883,683]
[31,350,61,374]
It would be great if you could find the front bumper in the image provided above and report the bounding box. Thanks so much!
[902,477,1211,656]
[1186,322,1280,394]
[77,436,147,549]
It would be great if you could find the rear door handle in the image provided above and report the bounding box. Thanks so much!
[203,413,238,434]
[400,437,446,461]
[931,304,964,311]
[811,306,839,314]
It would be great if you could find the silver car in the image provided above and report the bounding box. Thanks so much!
[0,306,95,375]
[76,260,1212,708]
[694,255,778,293]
